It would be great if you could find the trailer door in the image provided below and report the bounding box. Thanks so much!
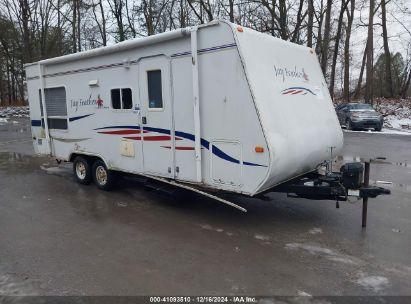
[139,56,174,178]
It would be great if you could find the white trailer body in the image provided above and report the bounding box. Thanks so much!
[25,21,343,196]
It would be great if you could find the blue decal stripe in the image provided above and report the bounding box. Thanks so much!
[212,146,240,164]
[94,125,141,130]
[142,126,171,135]
[243,161,265,167]
[174,130,195,141]
[69,113,94,122]
[31,120,42,127]
[96,125,266,167]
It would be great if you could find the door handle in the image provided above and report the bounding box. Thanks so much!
[142,116,147,125]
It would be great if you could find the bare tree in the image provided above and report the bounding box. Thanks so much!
[329,0,351,99]
[343,0,355,101]
[320,0,333,75]
[381,0,393,97]
[89,0,107,45]
[307,0,314,47]
[365,0,375,104]
[108,0,126,41]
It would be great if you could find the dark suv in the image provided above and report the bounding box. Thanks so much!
[336,103,383,131]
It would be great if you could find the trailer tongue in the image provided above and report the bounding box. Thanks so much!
[267,159,390,227]
[147,157,390,228]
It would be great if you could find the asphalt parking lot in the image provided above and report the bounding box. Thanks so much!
[0,118,410,296]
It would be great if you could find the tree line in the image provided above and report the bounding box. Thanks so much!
[0,0,410,106]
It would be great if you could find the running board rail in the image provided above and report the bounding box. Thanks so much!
[141,174,247,212]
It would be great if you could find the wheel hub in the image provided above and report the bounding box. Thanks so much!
[76,162,86,179]
[96,166,107,185]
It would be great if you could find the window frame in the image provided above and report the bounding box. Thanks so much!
[110,87,133,111]
[146,69,164,112]
[38,86,68,131]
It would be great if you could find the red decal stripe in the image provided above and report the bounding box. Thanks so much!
[144,136,173,141]
[292,90,303,95]
[285,90,295,94]
[124,136,182,141]
[175,146,195,150]
[125,135,182,141]
[161,146,195,150]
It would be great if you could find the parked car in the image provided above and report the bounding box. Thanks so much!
[335,103,383,131]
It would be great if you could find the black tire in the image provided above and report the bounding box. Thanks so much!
[73,156,92,185]
[346,119,352,130]
[92,159,116,191]
[375,126,382,132]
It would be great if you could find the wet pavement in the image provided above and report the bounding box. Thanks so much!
[0,118,410,296]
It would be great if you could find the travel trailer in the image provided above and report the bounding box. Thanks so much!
[26,21,388,213]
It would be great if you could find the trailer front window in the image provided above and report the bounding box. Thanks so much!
[38,87,68,130]
[147,70,163,109]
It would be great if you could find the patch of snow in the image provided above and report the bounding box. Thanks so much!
[116,201,127,207]
[0,106,30,118]
[308,227,323,234]
[254,234,270,241]
[198,224,225,233]
[355,275,389,292]
[376,181,393,184]
[327,256,357,265]
[381,128,411,135]
[344,129,411,136]
[199,224,213,231]
[285,243,360,265]
[286,243,334,255]
[385,116,411,130]
[297,290,312,296]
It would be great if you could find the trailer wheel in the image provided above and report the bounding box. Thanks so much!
[92,160,116,191]
[73,156,92,185]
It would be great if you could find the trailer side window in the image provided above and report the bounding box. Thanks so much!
[38,87,68,130]
[122,88,132,109]
[111,88,132,110]
[147,70,163,109]
[111,89,121,109]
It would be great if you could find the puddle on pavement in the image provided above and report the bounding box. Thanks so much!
[0,152,64,175]
[335,155,411,193]
[0,152,32,167]
[0,120,29,133]
[39,164,72,177]
[336,155,410,168]
[376,182,411,193]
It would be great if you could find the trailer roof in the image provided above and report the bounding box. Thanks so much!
[25,21,225,68]
[24,28,190,68]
